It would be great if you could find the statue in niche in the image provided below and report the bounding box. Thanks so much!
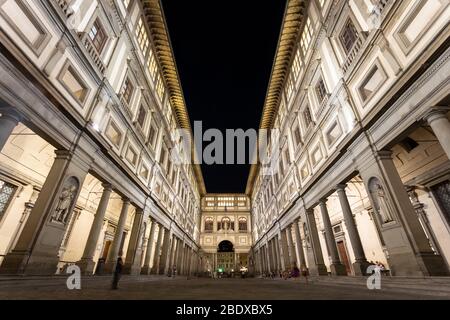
[375,183,394,224]
[52,178,78,224]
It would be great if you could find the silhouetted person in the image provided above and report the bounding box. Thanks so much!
[111,257,123,290]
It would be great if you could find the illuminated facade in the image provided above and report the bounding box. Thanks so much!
[199,195,252,274]
[0,0,204,276]
[249,0,450,277]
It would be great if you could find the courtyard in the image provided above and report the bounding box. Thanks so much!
[0,276,449,300]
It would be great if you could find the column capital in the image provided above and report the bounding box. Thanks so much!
[121,197,130,204]
[0,107,22,123]
[377,150,393,160]
[424,108,449,124]
[336,184,347,192]
[101,183,113,191]
[305,208,315,216]
[135,207,144,215]
[319,198,328,206]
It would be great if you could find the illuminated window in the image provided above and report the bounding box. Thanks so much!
[136,17,150,55]
[300,17,313,56]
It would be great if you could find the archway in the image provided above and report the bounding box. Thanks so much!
[218,240,234,252]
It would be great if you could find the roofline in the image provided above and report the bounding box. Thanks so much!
[142,0,207,196]
[245,0,308,196]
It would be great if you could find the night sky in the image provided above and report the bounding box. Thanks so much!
[161,0,287,193]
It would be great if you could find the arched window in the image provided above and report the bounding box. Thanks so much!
[220,217,231,231]
[204,217,213,233]
[239,217,247,232]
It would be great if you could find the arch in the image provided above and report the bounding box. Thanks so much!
[204,217,213,232]
[238,217,248,231]
[218,240,234,253]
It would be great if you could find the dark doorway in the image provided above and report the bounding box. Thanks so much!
[218,240,234,253]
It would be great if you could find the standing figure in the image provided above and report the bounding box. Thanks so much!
[111,257,123,290]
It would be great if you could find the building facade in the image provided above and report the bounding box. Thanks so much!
[249,0,450,277]
[0,0,205,276]
[199,194,252,275]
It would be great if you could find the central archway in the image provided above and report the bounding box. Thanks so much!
[218,240,234,253]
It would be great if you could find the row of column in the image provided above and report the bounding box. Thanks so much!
[0,108,201,276]
[255,183,381,276]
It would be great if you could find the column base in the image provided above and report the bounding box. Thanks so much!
[77,258,97,275]
[309,263,328,276]
[122,263,142,276]
[417,253,449,276]
[0,251,59,275]
[0,252,28,275]
[330,263,348,276]
[102,261,117,274]
[140,266,152,275]
[352,260,371,276]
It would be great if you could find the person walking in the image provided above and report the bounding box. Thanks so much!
[111,257,123,290]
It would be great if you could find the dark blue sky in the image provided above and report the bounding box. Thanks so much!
[162,0,287,193]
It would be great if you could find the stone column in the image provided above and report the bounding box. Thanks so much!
[285,226,297,268]
[159,229,171,274]
[305,209,328,276]
[104,198,130,273]
[151,224,164,274]
[275,237,283,272]
[425,110,450,159]
[141,218,157,275]
[123,208,145,275]
[180,244,186,275]
[0,110,20,151]
[360,151,449,276]
[336,184,370,275]
[78,183,113,275]
[319,199,347,276]
[279,231,289,270]
[168,235,177,274]
[265,244,271,273]
[293,220,307,269]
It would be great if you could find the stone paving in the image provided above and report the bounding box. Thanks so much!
[0,276,449,300]
[0,277,450,300]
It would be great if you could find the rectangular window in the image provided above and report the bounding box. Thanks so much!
[0,180,17,220]
[316,77,328,105]
[303,105,313,128]
[147,49,158,80]
[136,17,150,55]
[59,62,90,105]
[155,73,165,100]
[121,77,134,105]
[340,19,358,54]
[293,124,302,147]
[136,105,147,129]
[148,124,158,147]
[105,119,123,147]
[89,18,108,54]
[125,145,138,166]
[300,17,313,56]
[140,163,150,180]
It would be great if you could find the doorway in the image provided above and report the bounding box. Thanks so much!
[337,241,351,275]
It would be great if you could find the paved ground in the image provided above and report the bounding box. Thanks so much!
[0,276,449,300]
